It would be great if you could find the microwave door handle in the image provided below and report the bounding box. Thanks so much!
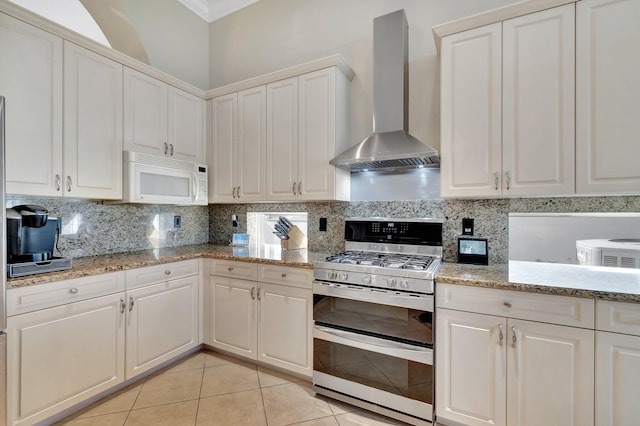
[193,174,200,203]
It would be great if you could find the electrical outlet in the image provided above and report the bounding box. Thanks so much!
[319,217,327,232]
[462,218,474,235]
[174,215,182,229]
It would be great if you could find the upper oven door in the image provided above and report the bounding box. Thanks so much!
[313,281,434,348]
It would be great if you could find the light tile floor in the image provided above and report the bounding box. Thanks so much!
[55,350,409,426]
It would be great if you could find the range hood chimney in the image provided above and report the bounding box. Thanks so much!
[330,9,439,172]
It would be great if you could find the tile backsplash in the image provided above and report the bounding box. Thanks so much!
[8,194,640,264]
[209,196,640,264]
[6,197,209,258]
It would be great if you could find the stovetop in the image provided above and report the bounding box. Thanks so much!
[325,250,437,270]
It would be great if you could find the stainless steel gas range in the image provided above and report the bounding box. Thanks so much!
[313,217,443,425]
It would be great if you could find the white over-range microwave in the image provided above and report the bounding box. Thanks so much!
[123,151,208,205]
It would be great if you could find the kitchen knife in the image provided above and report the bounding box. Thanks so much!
[280,216,294,230]
[272,231,288,240]
[274,222,289,236]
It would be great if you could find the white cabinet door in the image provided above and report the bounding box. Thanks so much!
[125,275,199,379]
[168,86,205,162]
[64,41,123,200]
[237,85,266,201]
[209,275,257,358]
[502,5,575,196]
[257,283,312,377]
[298,68,336,200]
[7,293,125,426]
[576,0,640,194]
[123,67,168,157]
[0,13,63,197]
[595,331,640,426]
[440,23,502,198]
[266,77,299,200]
[209,94,237,202]
[436,308,507,426]
[507,319,594,426]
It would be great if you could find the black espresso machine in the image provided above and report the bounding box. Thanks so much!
[6,205,71,277]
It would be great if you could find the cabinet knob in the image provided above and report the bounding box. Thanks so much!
[165,270,171,275]
[228,267,233,272]
[69,287,79,294]
[281,273,287,278]
[503,301,512,308]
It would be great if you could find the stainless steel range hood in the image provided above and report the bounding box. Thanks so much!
[330,9,439,172]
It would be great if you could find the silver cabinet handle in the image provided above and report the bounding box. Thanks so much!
[66,176,72,192]
[250,287,255,300]
[505,171,511,190]
[281,273,287,278]
[164,142,168,155]
[120,298,126,314]
[237,186,240,198]
[169,143,174,156]
[69,287,78,294]
[129,296,135,312]
[504,301,512,308]
[55,174,62,191]
[498,324,504,345]
[292,182,296,195]
[511,326,517,347]
[257,287,261,301]
[297,181,302,195]
[164,270,171,275]
[494,172,499,190]
[228,267,233,272]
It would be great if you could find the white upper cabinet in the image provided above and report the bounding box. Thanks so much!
[440,4,575,198]
[63,41,123,200]
[440,23,502,198]
[266,77,299,200]
[576,0,640,194]
[502,5,575,196]
[209,59,353,203]
[0,13,63,197]
[209,87,266,203]
[124,67,205,163]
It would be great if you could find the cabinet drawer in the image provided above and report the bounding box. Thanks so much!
[7,271,125,316]
[258,264,312,289]
[125,259,199,290]
[436,283,595,328]
[210,259,258,280]
[597,300,640,336]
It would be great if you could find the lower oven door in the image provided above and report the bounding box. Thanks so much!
[312,281,433,424]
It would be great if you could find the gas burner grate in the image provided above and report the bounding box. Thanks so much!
[325,251,435,270]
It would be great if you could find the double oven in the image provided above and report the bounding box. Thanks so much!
[313,218,443,425]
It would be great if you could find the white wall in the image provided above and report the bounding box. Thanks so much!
[209,0,522,150]
[119,0,210,89]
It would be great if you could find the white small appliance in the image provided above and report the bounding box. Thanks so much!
[576,239,640,268]
[123,151,208,205]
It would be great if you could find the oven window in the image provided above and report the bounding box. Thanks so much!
[314,339,433,405]
[313,295,433,347]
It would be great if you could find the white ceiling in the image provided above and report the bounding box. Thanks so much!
[177,0,260,22]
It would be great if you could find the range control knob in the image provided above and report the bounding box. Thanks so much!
[399,279,410,289]
[387,278,397,288]
[339,272,349,281]
[361,275,372,284]
[327,271,337,280]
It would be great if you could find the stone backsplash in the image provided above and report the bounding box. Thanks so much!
[6,197,209,258]
[209,196,640,264]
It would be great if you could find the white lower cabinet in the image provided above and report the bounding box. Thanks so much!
[7,291,125,426]
[595,300,640,426]
[208,260,313,376]
[436,284,595,426]
[125,275,199,378]
[6,260,200,425]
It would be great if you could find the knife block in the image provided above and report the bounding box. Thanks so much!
[281,225,307,250]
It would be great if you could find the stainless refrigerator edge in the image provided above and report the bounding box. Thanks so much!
[1,96,7,426]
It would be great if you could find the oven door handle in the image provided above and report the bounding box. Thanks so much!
[313,281,433,311]
[314,325,433,365]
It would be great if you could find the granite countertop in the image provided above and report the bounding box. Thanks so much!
[8,243,331,289]
[438,261,640,303]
